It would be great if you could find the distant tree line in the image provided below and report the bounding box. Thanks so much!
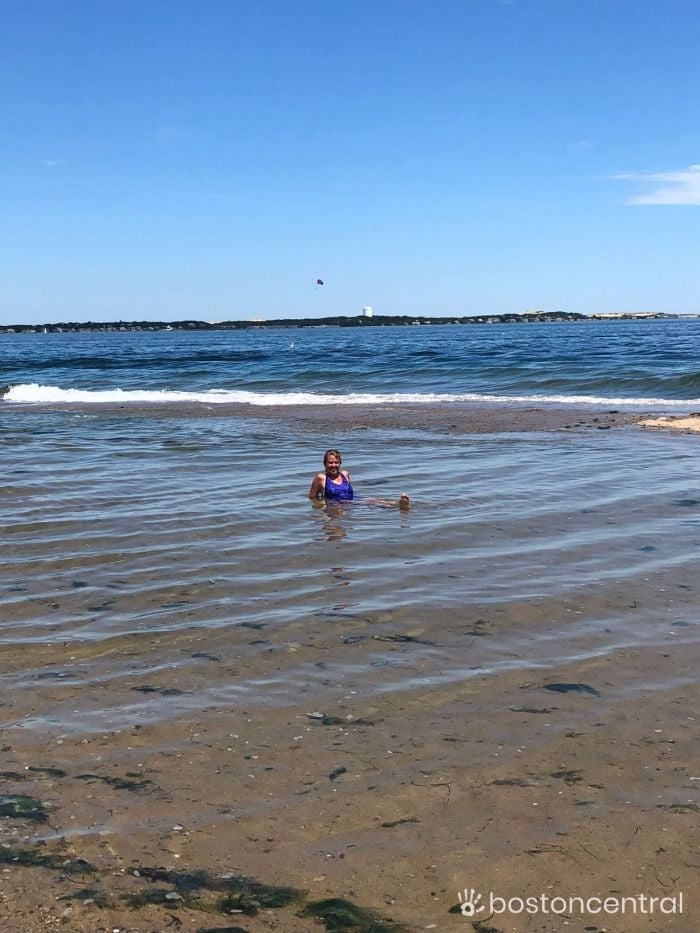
[0,311,593,334]
[0,310,682,334]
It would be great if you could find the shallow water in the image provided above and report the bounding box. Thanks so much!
[3,406,698,738]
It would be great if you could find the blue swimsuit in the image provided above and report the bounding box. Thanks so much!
[324,472,353,501]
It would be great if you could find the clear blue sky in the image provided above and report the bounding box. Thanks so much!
[2,0,700,323]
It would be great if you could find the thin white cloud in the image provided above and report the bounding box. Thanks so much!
[616,163,700,205]
[41,159,66,167]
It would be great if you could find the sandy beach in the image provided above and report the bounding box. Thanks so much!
[2,405,698,932]
[639,415,700,434]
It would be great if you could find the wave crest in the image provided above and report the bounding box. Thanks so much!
[3,383,699,409]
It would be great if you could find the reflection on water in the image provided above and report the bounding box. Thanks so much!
[316,501,349,542]
[311,495,410,542]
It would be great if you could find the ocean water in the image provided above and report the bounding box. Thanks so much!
[1,320,699,731]
[3,317,700,406]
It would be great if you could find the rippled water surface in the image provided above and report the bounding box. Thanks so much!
[3,403,699,732]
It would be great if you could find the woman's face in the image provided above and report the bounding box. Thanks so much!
[325,454,341,476]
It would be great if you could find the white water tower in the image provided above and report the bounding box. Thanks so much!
[362,306,373,318]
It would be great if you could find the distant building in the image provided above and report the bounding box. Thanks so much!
[362,306,373,318]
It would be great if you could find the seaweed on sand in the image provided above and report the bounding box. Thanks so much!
[75,773,154,791]
[302,897,408,932]
[215,873,303,914]
[136,866,304,915]
[57,888,113,907]
[0,846,95,874]
[27,765,67,778]
[0,794,49,821]
[307,714,378,727]
[371,634,435,646]
[550,769,584,786]
[543,683,600,696]
[131,685,185,696]
[124,887,199,909]
[137,867,223,892]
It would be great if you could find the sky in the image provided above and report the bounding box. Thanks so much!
[2,0,700,324]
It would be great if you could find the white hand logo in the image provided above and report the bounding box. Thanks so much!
[458,888,484,917]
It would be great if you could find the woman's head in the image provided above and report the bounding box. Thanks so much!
[323,449,342,467]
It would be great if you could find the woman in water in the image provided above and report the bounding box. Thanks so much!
[309,449,410,509]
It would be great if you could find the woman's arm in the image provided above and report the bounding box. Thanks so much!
[309,472,325,500]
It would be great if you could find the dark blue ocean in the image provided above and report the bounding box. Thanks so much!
[2,318,700,406]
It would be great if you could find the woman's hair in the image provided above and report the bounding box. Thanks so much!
[323,448,341,466]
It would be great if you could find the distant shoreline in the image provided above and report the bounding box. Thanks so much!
[0,311,696,334]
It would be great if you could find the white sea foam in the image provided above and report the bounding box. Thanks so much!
[3,382,699,409]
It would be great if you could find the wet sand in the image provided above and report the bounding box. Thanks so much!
[1,404,698,932]
[1,621,697,932]
[3,398,646,433]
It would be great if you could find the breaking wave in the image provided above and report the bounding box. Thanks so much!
[3,383,699,409]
